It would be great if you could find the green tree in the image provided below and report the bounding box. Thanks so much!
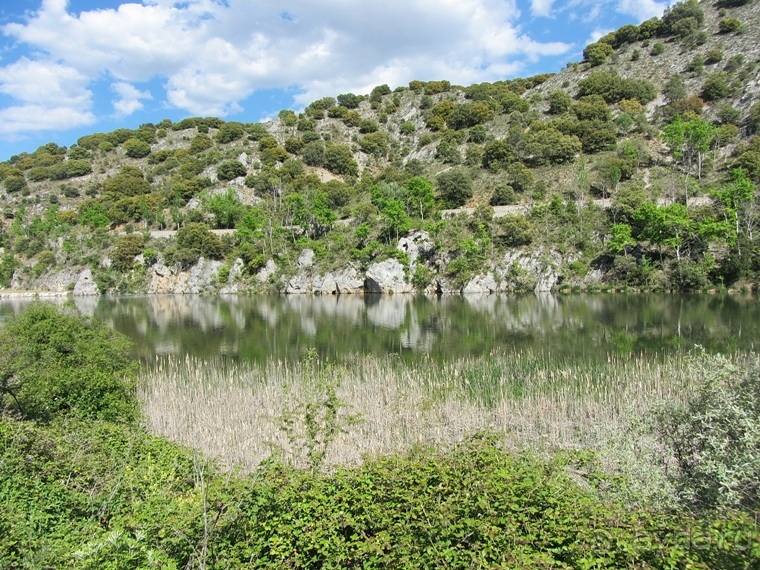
[217,160,247,182]
[382,198,411,243]
[123,137,152,158]
[406,177,435,220]
[111,233,144,271]
[204,188,246,229]
[583,41,613,66]
[437,169,473,208]
[0,303,138,423]
[323,145,358,176]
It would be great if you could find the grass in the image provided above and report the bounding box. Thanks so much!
[139,349,690,484]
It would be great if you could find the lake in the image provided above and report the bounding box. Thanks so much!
[1,292,757,364]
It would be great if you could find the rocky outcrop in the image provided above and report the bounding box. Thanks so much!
[365,259,413,293]
[147,258,223,294]
[73,268,100,296]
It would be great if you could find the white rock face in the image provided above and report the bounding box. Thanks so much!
[147,258,223,294]
[297,249,315,268]
[314,267,365,294]
[73,268,100,296]
[365,259,413,293]
[256,259,278,283]
[397,231,434,269]
[463,272,499,294]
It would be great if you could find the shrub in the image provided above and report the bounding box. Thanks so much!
[583,41,613,66]
[123,138,152,158]
[705,50,724,65]
[718,17,743,33]
[111,233,144,271]
[216,160,247,181]
[701,71,730,101]
[490,185,516,206]
[436,169,473,208]
[651,353,760,512]
[650,42,665,56]
[0,303,138,423]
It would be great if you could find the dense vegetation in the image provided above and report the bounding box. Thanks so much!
[1,0,760,294]
[0,304,759,567]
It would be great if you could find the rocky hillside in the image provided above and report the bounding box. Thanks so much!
[1,0,759,295]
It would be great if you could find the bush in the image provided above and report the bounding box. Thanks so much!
[701,71,730,101]
[123,138,152,158]
[718,17,743,33]
[0,303,138,423]
[650,42,665,56]
[111,233,144,271]
[217,159,247,181]
[651,353,760,512]
[436,169,473,208]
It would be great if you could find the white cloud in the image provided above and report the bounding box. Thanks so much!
[530,0,556,18]
[0,58,90,107]
[0,0,575,135]
[617,0,672,21]
[111,81,152,117]
[0,104,95,136]
[588,28,614,44]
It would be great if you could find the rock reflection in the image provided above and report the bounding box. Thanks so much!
[0,293,757,362]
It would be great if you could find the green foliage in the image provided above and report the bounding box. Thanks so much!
[583,41,613,66]
[204,188,246,229]
[337,93,363,109]
[524,128,581,166]
[103,166,151,199]
[650,42,665,56]
[547,90,572,114]
[123,137,152,158]
[651,353,760,511]
[172,222,225,267]
[214,121,245,144]
[661,0,704,36]
[111,233,144,271]
[323,144,359,176]
[4,176,26,193]
[436,169,473,208]
[216,160,247,181]
[576,72,657,104]
[701,71,730,101]
[0,303,138,423]
[718,17,743,33]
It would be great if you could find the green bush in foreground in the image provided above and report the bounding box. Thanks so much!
[1,422,757,569]
[0,303,138,423]
[652,353,760,512]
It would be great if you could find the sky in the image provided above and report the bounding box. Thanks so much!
[0,0,674,161]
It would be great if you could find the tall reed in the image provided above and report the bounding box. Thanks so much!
[139,349,693,475]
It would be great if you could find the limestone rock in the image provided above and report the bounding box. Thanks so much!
[463,272,498,294]
[297,249,315,268]
[73,268,100,296]
[365,259,413,293]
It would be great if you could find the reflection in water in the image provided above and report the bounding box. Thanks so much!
[0,293,757,363]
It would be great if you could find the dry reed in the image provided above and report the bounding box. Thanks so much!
[139,350,692,473]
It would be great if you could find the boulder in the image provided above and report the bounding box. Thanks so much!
[365,259,413,293]
[73,268,100,296]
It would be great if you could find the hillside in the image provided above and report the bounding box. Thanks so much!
[1,0,759,296]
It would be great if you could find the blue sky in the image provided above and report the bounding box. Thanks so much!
[0,0,674,161]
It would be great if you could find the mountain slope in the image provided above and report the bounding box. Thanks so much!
[1,0,759,295]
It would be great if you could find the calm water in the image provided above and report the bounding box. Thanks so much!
[1,293,757,364]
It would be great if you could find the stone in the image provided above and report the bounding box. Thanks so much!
[73,268,100,296]
[365,259,413,293]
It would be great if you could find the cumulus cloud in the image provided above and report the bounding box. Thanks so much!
[617,0,673,21]
[0,104,95,136]
[111,81,152,117]
[0,0,576,136]
[530,0,556,18]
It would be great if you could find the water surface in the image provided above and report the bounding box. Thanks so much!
[1,293,756,363]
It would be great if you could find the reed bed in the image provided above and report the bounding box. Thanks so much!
[139,350,693,473]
